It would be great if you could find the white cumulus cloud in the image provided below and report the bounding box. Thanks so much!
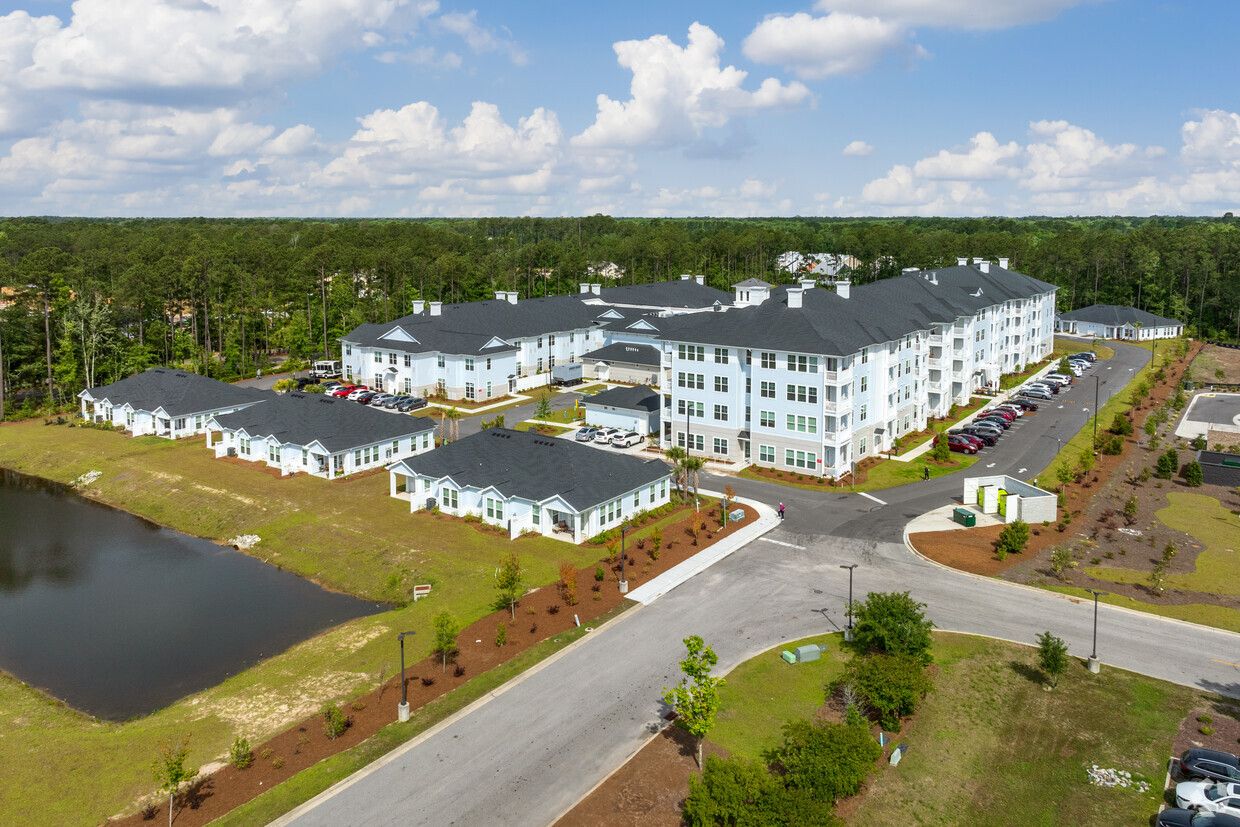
[842,140,873,157]
[573,23,811,150]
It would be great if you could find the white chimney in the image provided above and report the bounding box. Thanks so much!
[506,291,518,305]
[695,274,704,285]
[680,274,691,281]
[412,300,425,314]
[956,257,968,266]
[799,278,816,290]
[836,279,851,299]
[978,260,990,273]
[787,288,803,309]
[591,283,601,295]
[429,302,442,316]
[495,291,506,301]
[998,257,1010,269]
[580,283,591,294]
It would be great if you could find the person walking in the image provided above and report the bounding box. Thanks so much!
[923,466,930,481]
[778,503,785,520]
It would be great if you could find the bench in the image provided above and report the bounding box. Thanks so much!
[412,584,432,601]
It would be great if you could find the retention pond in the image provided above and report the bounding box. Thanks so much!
[0,467,382,720]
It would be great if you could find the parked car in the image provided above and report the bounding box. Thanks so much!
[994,404,1024,417]
[1007,398,1039,411]
[576,426,601,442]
[957,427,998,445]
[355,391,378,404]
[370,394,395,407]
[947,434,977,454]
[382,395,408,409]
[1025,382,1057,395]
[1157,808,1240,827]
[346,387,371,401]
[611,430,643,448]
[975,415,1011,430]
[1020,388,1052,400]
[331,384,357,397]
[981,408,1016,421]
[1181,749,1240,784]
[949,432,984,450]
[1177,781,1240,816]
[401,397,429,412]
[594,428,620,444]
[1045,373,1074,385]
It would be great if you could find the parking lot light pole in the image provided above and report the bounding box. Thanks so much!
[619,524,630,594]
[397,630,416,721]
[1092,375,1099,452]
[1085,589,1106,674]
[840,564,858,642]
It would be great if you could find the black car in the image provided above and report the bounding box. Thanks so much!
[295,377,315,389]
[383,395,409,409]
[976,415,1011,430]
[1157,808,1240,827]
[956,427,997,446]
[1182,749,1240,783]
[1007,398,1039,411]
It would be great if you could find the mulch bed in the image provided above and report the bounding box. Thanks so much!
[106,501,756,827]
[1171,703,1240,769]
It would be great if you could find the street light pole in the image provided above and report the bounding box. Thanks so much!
[839,564,858,642]
[397,630,416,721]
[619,524,629,594]
[1085,589,1106,673]
[1092,375,1099,452]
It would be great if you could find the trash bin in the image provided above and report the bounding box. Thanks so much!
[953,507,975,527]
[1183,380,1195,391]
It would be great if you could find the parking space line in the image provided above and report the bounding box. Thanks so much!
[858,491,887,506]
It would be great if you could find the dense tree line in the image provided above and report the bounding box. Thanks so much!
[1,215,1237,412]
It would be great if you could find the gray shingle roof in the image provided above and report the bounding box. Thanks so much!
[394,428,671,510]
[660,263,1057,355]
[733,278,771,288]
[580,342,662,367]
[1058,304,1182,327]
[211,393,435,452]
[596,280,732,309]
[585,385,661,413]
[80,368,268,417]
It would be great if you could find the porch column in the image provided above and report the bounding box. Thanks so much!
[389,471,398,498]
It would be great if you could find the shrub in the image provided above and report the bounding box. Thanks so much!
[259,748,273,761]
[322,704,348,740]
[594,565,605,582]
[1109,413,1134,436]
[682,755,838,827]
[229,736,253,770]
[769,717,882,803]
[1102,435,1124,455]
[1198,714,1214,724]
[454,665,466,677]
[1036,631,1069,689]
[997,520,1030,558]
[548,604,560,615]
[1202,726,1216,736]
[496,622,507,647]
[421,676,435,687]
[839,653,933,731]
[1156,448,1178,479]
[1184,460,1204,487]
[558,559,578,606]
[1050,546,1077,580]
[1123,496,1139,523]
[851,591,934,663]
[271,755,285,769]
[1079,448,1095,474]
[1192,434,1208,451]
[650,526,663,560]
[1138,466,1152,483]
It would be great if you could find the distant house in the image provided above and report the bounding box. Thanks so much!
[387,428,672,542]
[580,342,662,385]
[1055,305,1184,340]
[78,368,268,438]
[207,393,436,479]
[583,385,661,436]
[587,261,626,280]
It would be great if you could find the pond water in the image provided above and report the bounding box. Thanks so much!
[0,467,384,720]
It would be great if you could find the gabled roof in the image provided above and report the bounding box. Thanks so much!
[660,263,1057,355]
[585,385,661,414]
[595,280,733,309]
[80,368,268,417]
[581,342,662,367]
[392,428,671,510]
[211,393,435,453]
[1058,304,1182,327]
[733,278,771,288]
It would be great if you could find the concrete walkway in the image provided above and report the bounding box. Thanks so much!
[904,503,1003,533]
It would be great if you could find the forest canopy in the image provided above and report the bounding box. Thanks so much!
[1,214,1237,409]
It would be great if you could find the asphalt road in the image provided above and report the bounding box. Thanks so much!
[282,342,1240,827]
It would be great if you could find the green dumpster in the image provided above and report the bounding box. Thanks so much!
[1183,380,1195,391]
[953,507,975,527]
[997,489,1008,517]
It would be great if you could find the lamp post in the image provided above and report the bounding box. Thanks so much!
[619,524,630,594]
[397,630,416,721]
[1085,589,1106,673]
[839,564,858,642]
[1092,374,1099,452]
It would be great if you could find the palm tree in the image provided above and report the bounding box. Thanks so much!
[665,445,687,499]
[444,406,462,442]
[683,456,705,505]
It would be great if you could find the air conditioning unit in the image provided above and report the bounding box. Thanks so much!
[227,447,236,457]
[426,497,437,510]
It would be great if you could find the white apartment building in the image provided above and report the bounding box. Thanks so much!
[660,259,1056,479]
[339,279,731,403]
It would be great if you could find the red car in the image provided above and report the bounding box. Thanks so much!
[981,408,1015,421]
[330,384,358,397]
[947,435,978,453]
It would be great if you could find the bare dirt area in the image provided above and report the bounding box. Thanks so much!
[1171,703,1240,765]
[106,501,756,827]
[1189,343,1240,385]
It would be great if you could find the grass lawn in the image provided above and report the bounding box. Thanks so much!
[853,452,981,492]
[514,422,572,436]
[0,420,634,825]
[710,632,1191,825]
[1054,337,1117,360]
[1035,339,1189,492]
[1047,586,1240,634]
[711,634,849,760]
[1084,492,1240,596]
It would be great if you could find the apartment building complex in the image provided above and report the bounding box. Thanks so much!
[659,259,1056,479]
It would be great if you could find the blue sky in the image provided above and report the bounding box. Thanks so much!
[0,0,1236,217]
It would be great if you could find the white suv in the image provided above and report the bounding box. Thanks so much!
[611,431,643,448]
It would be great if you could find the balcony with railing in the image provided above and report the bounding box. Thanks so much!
[823,398,853,414]
[823,367,853,384]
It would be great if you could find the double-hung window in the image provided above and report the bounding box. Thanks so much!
[759,410,775,428]
[760,351,776,369]
[714,375,728,393]
[760,381,776,398]
[713,404,728,421]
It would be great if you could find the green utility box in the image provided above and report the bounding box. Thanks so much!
[952,507,975,527]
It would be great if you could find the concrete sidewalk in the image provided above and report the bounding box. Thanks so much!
[905,503,1004,533]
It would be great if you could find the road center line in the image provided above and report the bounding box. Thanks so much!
[858,491,887,506]
[1211,658,1240,669]
[759,538,807,550]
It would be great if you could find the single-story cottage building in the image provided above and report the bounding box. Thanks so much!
[387,428,673,542]
[583,384,661,436]
[580,342,663,385]
[1055,305,1184,340]
[78,368,268,438]
[208,393,436,479]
